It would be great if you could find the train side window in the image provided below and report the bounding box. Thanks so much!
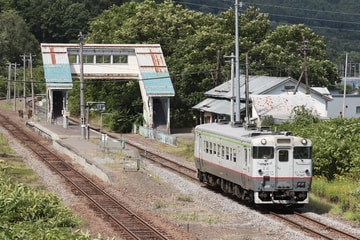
[221,146,225,159]
[279,150,288,162]
[205,140,209,153]
[233,148,237,162]
[217,144,221,157]
[209,142,213,154]
[226,147,229,160]
[213,143,217,154]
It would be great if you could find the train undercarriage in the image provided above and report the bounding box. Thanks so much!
[197,170,308,205]
[198,170,254,202]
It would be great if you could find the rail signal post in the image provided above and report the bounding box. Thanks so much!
[86,101,105,140]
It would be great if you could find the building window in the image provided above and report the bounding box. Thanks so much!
[68,55,77,64]
[356,106,360,114]
[96,55,111,64]
[83,55,94,64]
[113,55,128,64]
[69,52,128,64]
[284,85,295,93]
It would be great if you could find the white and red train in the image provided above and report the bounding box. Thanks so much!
[194,122,312,206]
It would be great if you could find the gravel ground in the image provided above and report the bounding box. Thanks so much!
[1,110,359,240]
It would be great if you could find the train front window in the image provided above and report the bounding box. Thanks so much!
[278,150,288,162]
[294,147,312,159]
[252,147,274,159]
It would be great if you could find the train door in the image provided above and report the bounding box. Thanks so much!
[196,133,207,170]
[275,148,293,188]
[241,146,249,188]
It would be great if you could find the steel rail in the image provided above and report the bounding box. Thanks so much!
[0,113,169,240]
[68,116,360,240]
[68,116,198,180]
[267,209,359,240]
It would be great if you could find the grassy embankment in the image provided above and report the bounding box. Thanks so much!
[0,132,96,239]
[310,176,359,221]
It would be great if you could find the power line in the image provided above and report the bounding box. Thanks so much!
[178,0,360,18]
[242,1,360,18]
[177,1,360,32]
[173,1,230,12]
[267,12,360,28]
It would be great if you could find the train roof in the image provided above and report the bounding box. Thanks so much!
[195,122,296,143]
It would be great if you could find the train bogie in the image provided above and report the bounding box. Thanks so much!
[194,123,312,206]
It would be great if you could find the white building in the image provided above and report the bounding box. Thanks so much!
[328,94,360,118]
[193,75,332,124]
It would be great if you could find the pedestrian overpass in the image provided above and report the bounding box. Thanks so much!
[41,43,175,133]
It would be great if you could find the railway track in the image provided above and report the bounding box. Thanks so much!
[128,144,197,180]
[3,111,358,239]
[0,113,170,240]
[96,128,359,240]
[68,116,198,181]
[265,209,360,240]
[67,117,359,239]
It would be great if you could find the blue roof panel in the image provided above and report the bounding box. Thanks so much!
[141,72,175,96]
[44,64,73,89]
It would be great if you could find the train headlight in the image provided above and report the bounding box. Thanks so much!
[301,139,308,145]
[261,138,267,145]
[297,182,306,188]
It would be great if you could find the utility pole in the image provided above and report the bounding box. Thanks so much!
[78,32,86,139]
[342,52,348,118]
[225,53,235,124]
[7,63,11,103]
[235,0,242,122]
[13,63,18,111]
[300,39,311,94]
[215,50,221,86]
[21,54,27,110]
[245,53,249,124]
[294,39,311,95]
[28,54,36,117]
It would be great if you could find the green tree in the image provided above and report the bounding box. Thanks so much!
[39,0,89,43]
[87,1,340,128]
[69,80,143,132]
[0,10,38,66]
[250,24,340,86]
[1,0,50,44]
[0,0,127,43]
[88,1,275,127]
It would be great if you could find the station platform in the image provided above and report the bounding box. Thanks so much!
[0,107,145,184]
[26,119,147,184]
[1,105,194,187]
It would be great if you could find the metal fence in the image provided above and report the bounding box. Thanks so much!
[136,125,177,146]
